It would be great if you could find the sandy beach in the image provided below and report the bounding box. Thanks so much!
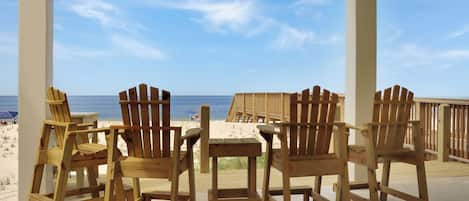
[0,124,18,201]
[0,120,264,200]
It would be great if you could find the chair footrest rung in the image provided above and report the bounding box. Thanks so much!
[29,194,53,201]
[310,192,328,201]
[142,190,190,200]
[333,181,376,192]
[268,185,312,196]
[380,185,424,201]
[349,192,369,201]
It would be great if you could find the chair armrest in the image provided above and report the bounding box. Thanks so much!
[409,120,420,125]
[76,122,96,128]
[67,127,111,138]
[345,123,368,132]
[257,124,281,135]
[181,128,202,146]
[110,125,182,131]
[43,120,73,128]
[333,122,349,134]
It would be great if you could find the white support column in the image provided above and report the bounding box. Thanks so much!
[18,0,54,200]
[345,0,377,180]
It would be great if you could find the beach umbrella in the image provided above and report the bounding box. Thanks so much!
[0,111,18,119]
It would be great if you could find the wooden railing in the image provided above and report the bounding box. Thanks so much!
[405,98,469,163]
[226,93,345,123]
[226,93,469,163]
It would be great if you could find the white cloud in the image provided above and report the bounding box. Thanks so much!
[54,41,110,61]
[271,26,316,49]
[111,35,166,60]
[449,25,469,38]
[69,0,147,33]
[142,0,270,36]
[440,50,469,59]
[141,0,339,49]
[383,28,402,43]
[293,0,332,6]
[70,0,118,26]
[271,25,342,50]
[381,43,469,69]
[0,32,17,56]
[66,0,166,61]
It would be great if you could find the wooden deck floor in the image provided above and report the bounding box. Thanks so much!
[65,160,469,200]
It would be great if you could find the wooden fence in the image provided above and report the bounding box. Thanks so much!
[226,93,469,163]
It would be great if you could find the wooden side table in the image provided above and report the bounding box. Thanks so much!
[208,138,262,201]
[71,112,99,188]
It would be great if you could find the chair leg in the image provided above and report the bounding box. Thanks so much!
[262,140,273,201]
[125,189,135,201]
[132,178,141,201]
[416,159,429,201]
[367,167,379,201]
[282,171,291,201]
[31,164,45,194]
[338,166,350,201]
[314,176,322,201]
[380,160,391,201]
[261,165,271,201]
[171,167,180,201]
[53,136,75,201]
[87,166,100,198]
[188,151,196,201]
[114,174,127,201]
[53,165,70,201]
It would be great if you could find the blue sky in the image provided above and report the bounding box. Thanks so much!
[1,0,469,96]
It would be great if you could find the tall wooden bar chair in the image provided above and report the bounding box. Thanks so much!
[29,87,114,201]
[104,84,202,201]
[345,85,429,201]
[258,86,350,201]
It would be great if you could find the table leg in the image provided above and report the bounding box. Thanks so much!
[212,157,218,201]
[248,157,256,198]
[76,169,85,187]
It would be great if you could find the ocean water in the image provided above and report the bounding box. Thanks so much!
[0,96,232,120]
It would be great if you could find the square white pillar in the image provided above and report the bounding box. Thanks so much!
[18,0,54,200]
[345,0,377,180]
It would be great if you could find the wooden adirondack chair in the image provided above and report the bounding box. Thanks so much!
[29,87,116,201]
[345,85,429,201]
[104,84,202,201]
[258,86,350,201]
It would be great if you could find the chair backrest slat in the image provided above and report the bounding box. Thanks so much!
[306,86,321,155]
[119,84,173,159]
[316,90,331,154]
[289,86,338,156]
[139,84,152,158]
[396,88,412,148]
[322,93,338,154]
[298,89,310,155]
[377,89,389,146]
[47,87,73,148]
[289,94,298,156]
[119,91,135,156]
[129,87,144,157]
[150,87,161,158]
[386,86,401,146]
[372,85,414,150]
[162,90,171,157]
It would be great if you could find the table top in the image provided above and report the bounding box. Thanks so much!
[209,138,260,145]
[209,138,261,157]
[71,112,99,118]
